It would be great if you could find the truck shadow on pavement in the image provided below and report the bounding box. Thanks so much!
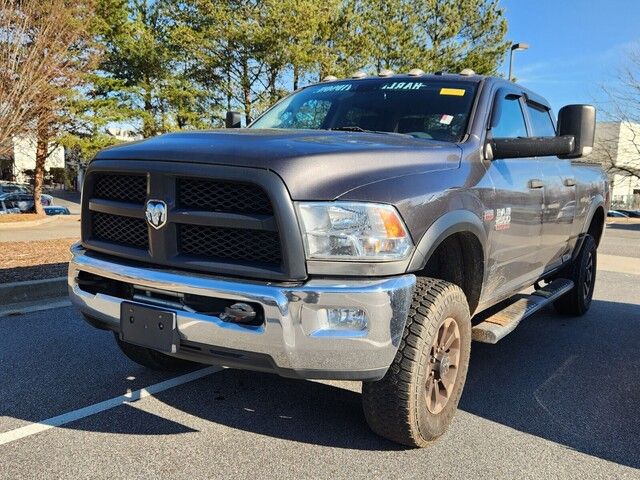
[2,299,639,467]
[142,299,640,467]
[460,298,640,469]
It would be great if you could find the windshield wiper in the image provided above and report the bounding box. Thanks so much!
[328,126,411,137]
[329,126,368,132]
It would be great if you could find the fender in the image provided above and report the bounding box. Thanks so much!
[567,195,604,264]
[407,210,488,272]
[581,194,605,238]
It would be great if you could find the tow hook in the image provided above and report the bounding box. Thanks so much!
[220,303,257,324]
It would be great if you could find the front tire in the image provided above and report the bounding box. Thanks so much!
[553,234,597,316]
[362,278,471,447]
[114,334,199,372]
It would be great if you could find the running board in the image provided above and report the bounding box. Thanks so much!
[472,279,574,344]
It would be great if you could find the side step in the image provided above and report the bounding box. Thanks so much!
[472,279,574,344]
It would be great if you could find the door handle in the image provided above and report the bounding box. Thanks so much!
[528,179,544,189]
[564,178,576,187]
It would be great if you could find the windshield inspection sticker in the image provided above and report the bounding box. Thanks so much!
[439,88,466,96]
[495,207,511,230]
[440,114,454,125]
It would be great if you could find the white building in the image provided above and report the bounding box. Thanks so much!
[10,135,65,183]
[592,122,640,208]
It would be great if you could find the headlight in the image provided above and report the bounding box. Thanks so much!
[295,202,413,261]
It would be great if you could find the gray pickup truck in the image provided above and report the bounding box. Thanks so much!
[69,71,608,447]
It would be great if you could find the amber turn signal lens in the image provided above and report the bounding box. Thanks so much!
[378,207,407,238]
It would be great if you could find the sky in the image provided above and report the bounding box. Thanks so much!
[498,0,640,115]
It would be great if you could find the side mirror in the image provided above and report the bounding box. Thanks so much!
[557,104,596,158]
[225,111,243,128]
[489,136,575,160]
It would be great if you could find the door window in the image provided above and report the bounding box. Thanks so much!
[527,104,556,137]
[492,96,527,138]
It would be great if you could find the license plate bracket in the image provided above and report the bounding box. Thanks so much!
[120,301,179,353]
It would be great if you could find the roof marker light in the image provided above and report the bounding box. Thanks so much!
[351,71,367,79]
[459,68,475,76]
[408,68,425,77]
[378,69,394,77]
[322,75,338,82]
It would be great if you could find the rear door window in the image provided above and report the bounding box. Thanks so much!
[526,103,556,137]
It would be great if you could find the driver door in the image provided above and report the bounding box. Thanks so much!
[484,90,544,299]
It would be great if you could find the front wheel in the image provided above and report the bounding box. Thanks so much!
[362,278,471,447]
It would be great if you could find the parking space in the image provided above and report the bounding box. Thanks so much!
[0,232,639,478]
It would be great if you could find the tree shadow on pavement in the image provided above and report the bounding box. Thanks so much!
[0,263,68,283]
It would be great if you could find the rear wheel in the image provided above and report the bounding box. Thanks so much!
[553,234,597,316]
[114,334,199,372]
[361,278,471,447]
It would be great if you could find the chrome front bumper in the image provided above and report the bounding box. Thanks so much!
[68,244,415,380]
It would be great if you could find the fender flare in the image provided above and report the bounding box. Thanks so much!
[581,194,605,235]
[407,210,488,272]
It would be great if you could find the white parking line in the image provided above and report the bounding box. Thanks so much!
[0,366,220,447]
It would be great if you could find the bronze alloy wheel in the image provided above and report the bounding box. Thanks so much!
[425,317,461,414]
[362,277,471,447]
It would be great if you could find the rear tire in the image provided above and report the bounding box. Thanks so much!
[553,234,597,316]
[361,278,471,447]
[114,334,199,372]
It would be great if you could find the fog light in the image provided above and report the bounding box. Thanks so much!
[318,307,368,332]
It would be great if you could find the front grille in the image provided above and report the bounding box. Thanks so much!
[94,174,147,204]
[82,163,303,280]
[92,212,149,249]
[177,178,273,215]
[179,224,281,266]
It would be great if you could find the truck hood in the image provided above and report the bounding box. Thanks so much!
[95,129,462,200]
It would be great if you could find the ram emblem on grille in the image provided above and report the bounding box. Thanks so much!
[145,200,167,229]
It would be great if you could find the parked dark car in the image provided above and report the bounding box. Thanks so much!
[616,209,640,218]
[608,210,629,218]
[44,206,71,216]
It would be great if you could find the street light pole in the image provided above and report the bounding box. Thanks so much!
[508,42,529,82]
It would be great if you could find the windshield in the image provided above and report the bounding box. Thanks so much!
[250,78,477,142]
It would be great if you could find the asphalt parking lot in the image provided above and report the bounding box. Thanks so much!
[1,225,639,479]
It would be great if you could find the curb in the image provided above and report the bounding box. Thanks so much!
[0,276,68,305]
[0,216,58,229]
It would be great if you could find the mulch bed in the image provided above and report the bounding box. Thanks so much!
[0,238,76,283]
